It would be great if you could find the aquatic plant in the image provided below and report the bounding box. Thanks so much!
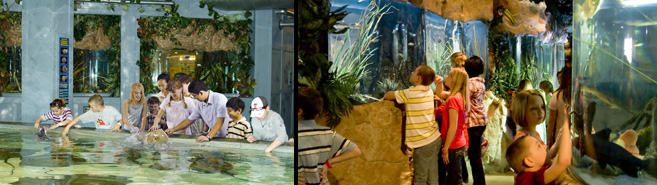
[375,77,400,99]
[519,53,538,86]
[487,25,519,103]
[299,0,354,128]
[330,1,389,85]
[428,40,453,77]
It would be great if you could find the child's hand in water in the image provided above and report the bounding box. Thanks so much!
[49,124,59,130]
[164,129,174,134]
[247,135,256,143]
[150,125,160,131]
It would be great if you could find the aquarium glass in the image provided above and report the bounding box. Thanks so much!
[572,0,657,183]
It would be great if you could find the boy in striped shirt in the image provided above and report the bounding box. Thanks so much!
[384,65,441,185]
[298,87,361,185]
[225,97,252,140]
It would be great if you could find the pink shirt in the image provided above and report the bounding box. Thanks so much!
[438,93,467,149]
[466,77,487,128]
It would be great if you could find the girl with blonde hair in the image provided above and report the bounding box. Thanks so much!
[435,67,470,184]
[120,83,146,132]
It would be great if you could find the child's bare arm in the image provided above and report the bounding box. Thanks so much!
[383,91,396,100]
[543,118,571,184]
[442,108,459,164]
[434,75,450,99]
[34,116,43,128]
[62,117,82,136]
[327,147,361,166]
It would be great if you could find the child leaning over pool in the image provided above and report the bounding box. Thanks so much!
[62,94,123,136]
[225,97,252,140]
[35,98,73,130]
[141,97,168,131]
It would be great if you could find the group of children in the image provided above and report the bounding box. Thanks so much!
[296,52,578,184]
[384,52,573,185]
[34,73,287,152]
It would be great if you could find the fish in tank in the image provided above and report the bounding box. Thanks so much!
[573,0,657,183]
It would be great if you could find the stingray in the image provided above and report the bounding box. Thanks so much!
[136,129,169,145]
[189,152,260,183]
[35,126,54,142]
[574,102,650,177]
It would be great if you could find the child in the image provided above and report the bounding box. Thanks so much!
[176,73,205,136]
[225,97,252,140]
[298,87,361,185]
[121,83,147,132]
[141,97,167,131]
[512,90,561,159]
[505,109,572,184]
[153,80,195,135]
[384,65,441,185]
[35,98,73,129]
[463,56,487,185]
[62,94,123,136]
[435,67,469,185]
[450,52,466,69]
[165,80,230,142]
[155,73,171,102]
[548,67,571,147]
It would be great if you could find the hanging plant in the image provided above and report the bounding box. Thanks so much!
[299,0,356,128]
[0,1,21,95]
[137,5,252,94]
[73,15,121,97]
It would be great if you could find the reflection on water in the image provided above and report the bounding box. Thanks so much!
[11,174,132,185]
[0,123,292,184]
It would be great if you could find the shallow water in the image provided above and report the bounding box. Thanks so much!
[0,123,293,184]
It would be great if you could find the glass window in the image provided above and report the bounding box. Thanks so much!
[150,49,234,93]
[73,49,112,93]
[0,46,21,93]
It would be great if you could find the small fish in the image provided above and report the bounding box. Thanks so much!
[370,38,378,43]
[634,43,644,47]
[408,42,415,46]
[353,23,361,27]
[409,33,416,37]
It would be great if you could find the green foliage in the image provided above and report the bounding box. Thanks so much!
[299,0,354,128]
[0,3,20,94]
[137,7,253,95]
[374,77,399,98]
[330,2,388,85]
[487,26,518,103]
[519,54,538,87]
[73,15,121,96]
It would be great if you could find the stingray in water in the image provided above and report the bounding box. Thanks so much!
[35,126,54,142]
[573,102,651,177]
[189,152,260,183]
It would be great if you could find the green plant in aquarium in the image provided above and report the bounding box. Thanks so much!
[299,0,355,128]
[519,53,538,86]
[429,40,454,77]
[487,25,518,103]
[375,77,399,98]
[330,1,389,85]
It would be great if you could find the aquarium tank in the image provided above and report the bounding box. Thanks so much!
[573,0,657,183]
[329,0,490,99]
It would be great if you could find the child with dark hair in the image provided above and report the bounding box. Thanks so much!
[142,97,167,131]
[548,67,571,147]
[35,98,73,129]
[155,73,171,102]
[165,80,230,142]
[225,97,252,140]
[298,87,361,185]
[384,65,442,185]
[463,55,487,185]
